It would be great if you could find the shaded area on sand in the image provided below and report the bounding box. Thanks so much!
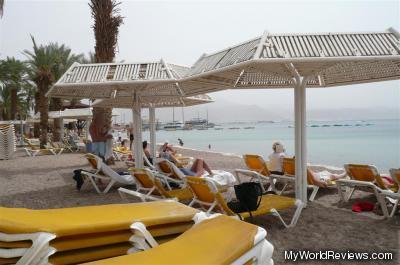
[0,149,399,264]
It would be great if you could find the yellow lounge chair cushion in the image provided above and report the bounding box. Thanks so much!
[164,187,193,201]
[0,221,194,252]
[0,240,31,248]
[0,201,198,236]
[239,194,296,219]
[0,257,19,265]
[49,242,131,265]
[84,215,258,265]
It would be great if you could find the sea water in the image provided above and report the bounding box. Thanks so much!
[139,119,399,172]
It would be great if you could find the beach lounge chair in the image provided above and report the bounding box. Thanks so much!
[235,154,273,191]
[61,139,74,152]
[81,154,135,193]
[23,137,63,157]
[0,201,198,265]
[267,157,323,201]
[112,147,131,161]
[118,168,193,202]
[186,176,304,228]
[81,214,274,265]
[376,168,400,217]
[156,159,186,186]
[336,164,397,216]
[337,164,395,200]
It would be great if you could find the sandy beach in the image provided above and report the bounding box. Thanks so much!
[0,148,399,264]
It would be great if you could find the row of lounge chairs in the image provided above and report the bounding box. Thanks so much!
[80,153,304,229]
[0,201,273,265]
[237,154,400,218]
[23,137,81,157]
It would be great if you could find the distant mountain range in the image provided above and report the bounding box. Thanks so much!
[113,100,399,123]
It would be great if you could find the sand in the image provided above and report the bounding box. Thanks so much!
[0,148,399,264]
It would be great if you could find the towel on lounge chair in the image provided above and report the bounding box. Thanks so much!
[207,170,236,186]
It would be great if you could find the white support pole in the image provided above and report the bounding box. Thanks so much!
[149,106,156,159]
[60,118,64,140]
[294,77,308,205]
[20,119,24,146]
[86,118,91,140]
[132,92,143,168]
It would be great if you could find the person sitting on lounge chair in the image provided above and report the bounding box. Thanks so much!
[159,141,176,157]
[270,142,345,187]
[268,141,286,175]
[143,140,153,165]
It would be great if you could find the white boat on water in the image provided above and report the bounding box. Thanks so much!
[163,121,184,130]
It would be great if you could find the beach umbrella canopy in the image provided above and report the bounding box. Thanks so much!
[92,94,213,109]
[32,108,119,120]
[46,60,187,100]
[176,28,400,204]
[46,59,204,168]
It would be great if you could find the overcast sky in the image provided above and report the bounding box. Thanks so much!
[0,0,399,118]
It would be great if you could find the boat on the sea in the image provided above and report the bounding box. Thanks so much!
[163,121,184,130]
[322,124,330,127]
[244,126,255,129]
[185,117,215,129]
[214,128,223,130]
[229,127,240,130]
[310,125,320,127]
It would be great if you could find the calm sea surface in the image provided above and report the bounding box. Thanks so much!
[139,119,399,173]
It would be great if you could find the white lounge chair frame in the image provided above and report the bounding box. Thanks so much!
[376,168,400,218]
[0,232,56,265]
[81,154,135,194]
[24,147,63,157]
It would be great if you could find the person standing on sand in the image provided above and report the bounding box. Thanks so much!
[104,126,115,165]
[89,116,108,159]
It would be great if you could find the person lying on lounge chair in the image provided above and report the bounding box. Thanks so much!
[307,169,346,187]
[179,158,213,177]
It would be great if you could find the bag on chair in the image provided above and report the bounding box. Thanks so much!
[227,182,263,220]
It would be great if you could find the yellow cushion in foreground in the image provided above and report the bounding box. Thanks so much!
[84,215,259,265]
[0,201,198,236]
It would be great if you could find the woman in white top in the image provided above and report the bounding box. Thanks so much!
[268,141,345,187]
[268,142,286,175]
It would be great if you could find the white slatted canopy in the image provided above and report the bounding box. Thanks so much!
[92,94,213,109]
[179,28,400,95]
[46,60,188,99]
[178,28,400,205]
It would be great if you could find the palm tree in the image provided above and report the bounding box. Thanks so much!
[0,57,29,120]
[89,0,123,130]
[24,36,57,148]
[0,0,4,18]
[0,86,11,120]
